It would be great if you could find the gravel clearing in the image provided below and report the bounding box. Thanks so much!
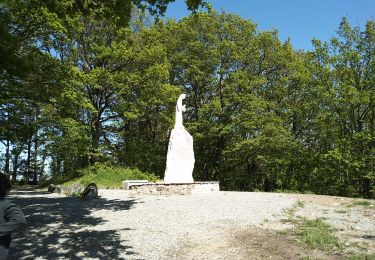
[8,189,374,259]
[291,194,375,255]
[97,190,294,259]
[9,189,294,259]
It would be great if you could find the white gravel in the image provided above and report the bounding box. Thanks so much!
[294,202,375,254]
[9,189,295,259]
[95,190,295,259]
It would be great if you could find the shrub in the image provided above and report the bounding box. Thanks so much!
[64,163,159,188]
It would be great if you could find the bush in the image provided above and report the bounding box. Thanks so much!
[64,163,159,188]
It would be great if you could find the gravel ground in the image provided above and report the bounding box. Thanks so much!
[291,194,375,255]
[9,189,294,259]
[8,189,374,259]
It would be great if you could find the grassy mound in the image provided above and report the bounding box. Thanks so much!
[62,164,159,189]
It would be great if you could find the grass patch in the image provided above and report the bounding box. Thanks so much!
[351,200,372,207]
[63,164,159,189]
[296,200,305,208]
[274,189,315,195]
[295,218,342,252]
[276,229,288,235]
[335,209,348,214]
[281,201,305,224]
[347,254,375,260]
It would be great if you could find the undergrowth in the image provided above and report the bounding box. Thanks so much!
[44,163,159,189]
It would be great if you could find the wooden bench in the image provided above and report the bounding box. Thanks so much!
[122,180,149,190]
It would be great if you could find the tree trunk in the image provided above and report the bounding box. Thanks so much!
[361,178,372,199]
[4,139,10,176]
[90,115,101,164]
[12,148,21,182]
[40,149,47,177]
[33,132,38,184]
[25,139,32,182]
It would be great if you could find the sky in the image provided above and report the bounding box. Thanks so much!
[163,0,375,50]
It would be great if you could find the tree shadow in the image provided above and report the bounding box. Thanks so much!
[362,235,375,241]
[7,190,138,259]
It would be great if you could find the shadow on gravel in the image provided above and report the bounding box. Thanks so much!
[362,235,375,241]
[8,190,138,259]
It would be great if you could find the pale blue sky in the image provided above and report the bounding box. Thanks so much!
[164,0,375,50]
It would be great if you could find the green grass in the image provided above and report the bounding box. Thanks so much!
[335,209,348,214]
[281,201,305,224]
[63,164,159,189]
[274,189,315,195]
[347,254,375,260]
[296,200,305,208]
[295,218,342,252]
[351,200,372,207]
[276,229,288,235]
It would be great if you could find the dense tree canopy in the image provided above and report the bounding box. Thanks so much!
[0,0,374,198]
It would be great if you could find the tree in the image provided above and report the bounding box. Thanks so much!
[0,0,203,181]
[308,18,375,197]
[162,11,298,191]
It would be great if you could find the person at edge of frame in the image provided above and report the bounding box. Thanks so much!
[0,172,26,260]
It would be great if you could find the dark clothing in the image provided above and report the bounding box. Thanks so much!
[0,199,26,259]
[0,235,10,249]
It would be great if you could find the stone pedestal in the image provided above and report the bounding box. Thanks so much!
[164,127,195,183]
[128,182,220,195]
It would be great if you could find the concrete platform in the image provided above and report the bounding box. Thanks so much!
[126,181,220,195]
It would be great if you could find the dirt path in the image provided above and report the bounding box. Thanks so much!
[164,194,375,259]
[163,227,341,260]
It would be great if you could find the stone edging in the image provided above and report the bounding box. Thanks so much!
[128,182,220,195]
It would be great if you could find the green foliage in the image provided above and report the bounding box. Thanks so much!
[351,200,373,207]
[296,219,342,251]
[1,2,374,198]
[296,200,305,208]
[65,163,159,188]
[347,254,375,260]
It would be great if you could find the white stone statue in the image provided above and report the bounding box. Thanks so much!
[164,94,195,183]
[175,94,186,128]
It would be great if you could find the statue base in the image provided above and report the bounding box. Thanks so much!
[164,127,195,184]
[124,181,220,195]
